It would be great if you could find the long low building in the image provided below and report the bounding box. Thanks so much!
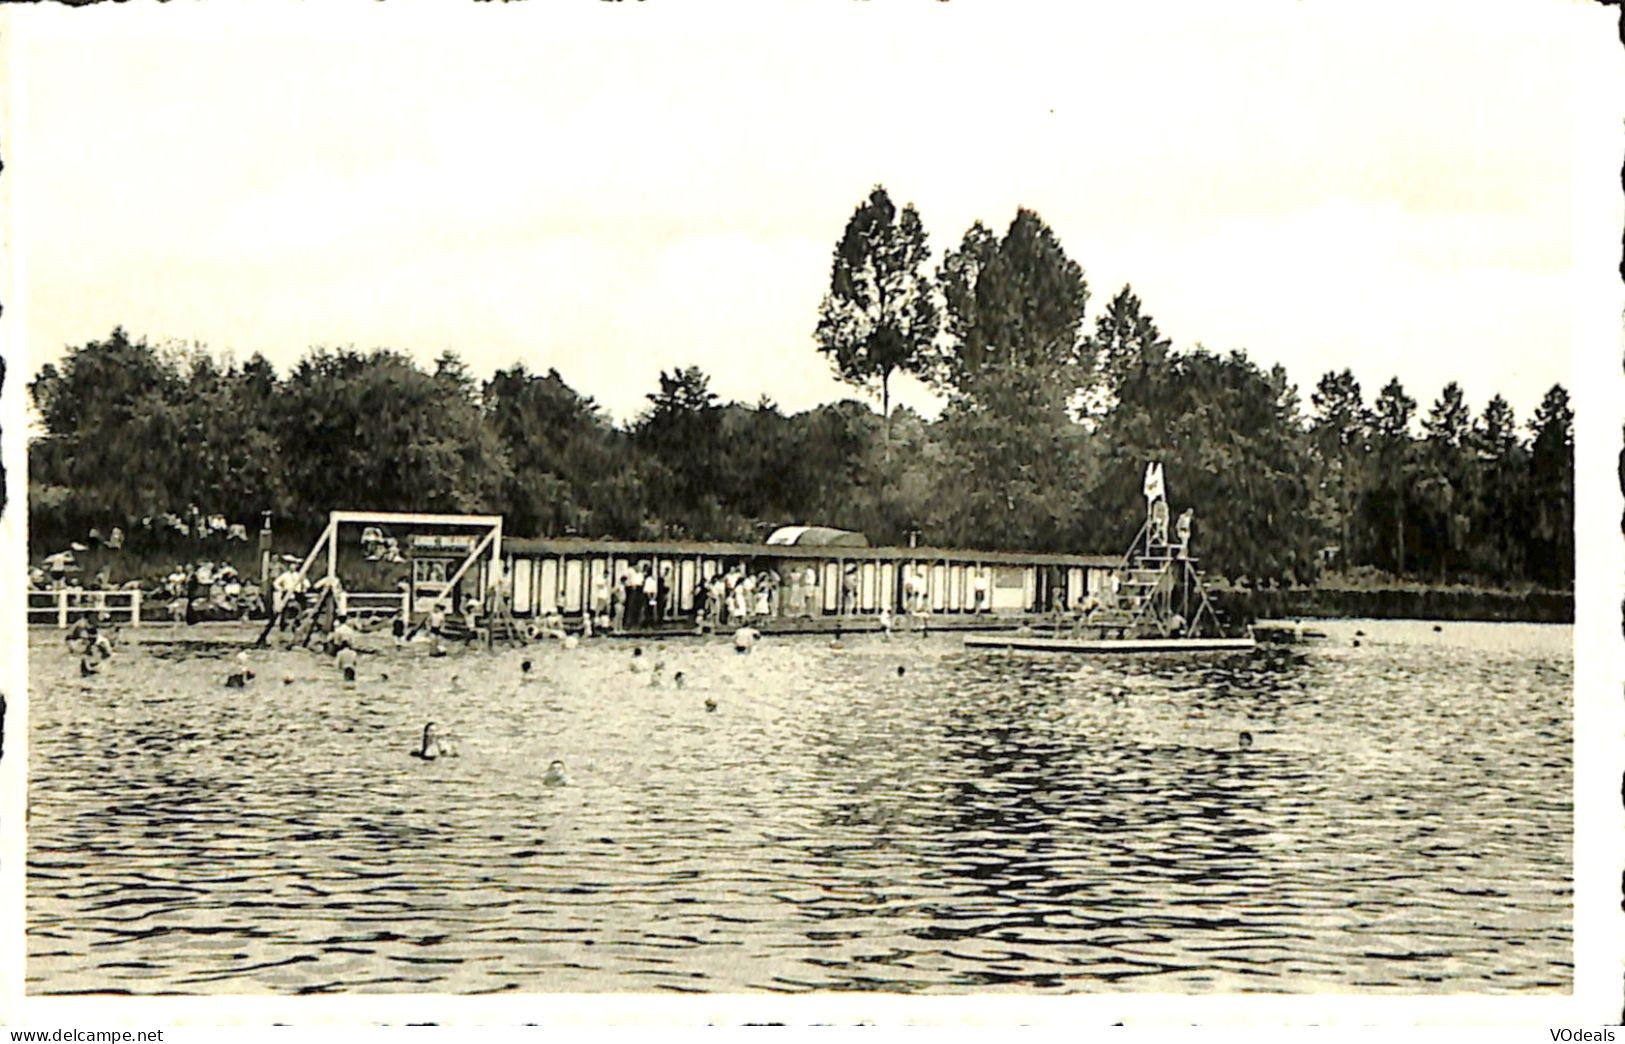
[489,535,1121,621]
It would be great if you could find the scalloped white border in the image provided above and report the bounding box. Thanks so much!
[0,0,1620,1030]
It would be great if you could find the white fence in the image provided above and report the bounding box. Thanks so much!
[28,588,144,627]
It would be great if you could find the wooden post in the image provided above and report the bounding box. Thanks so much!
[58,590,68,628]
[132,589,142,627]
[326,519,339,588]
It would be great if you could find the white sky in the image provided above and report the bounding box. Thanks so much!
[4,0,1614,426]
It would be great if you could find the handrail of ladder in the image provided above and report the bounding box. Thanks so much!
[1118,556,1175,636]
[1119,518,1150,572]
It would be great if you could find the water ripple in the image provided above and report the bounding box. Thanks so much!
[27,619,1570,993]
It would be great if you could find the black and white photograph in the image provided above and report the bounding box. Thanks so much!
[0,0,1620,1031]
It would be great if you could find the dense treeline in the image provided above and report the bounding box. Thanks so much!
[29,186,1572,591]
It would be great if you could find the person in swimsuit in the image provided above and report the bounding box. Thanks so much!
[336,644,359,682]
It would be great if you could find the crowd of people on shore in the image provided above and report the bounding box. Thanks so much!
[30,555,269,623]
[578,561,817,635]
[36,555,1015,638]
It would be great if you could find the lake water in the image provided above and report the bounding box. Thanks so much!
[26,619,1572,994]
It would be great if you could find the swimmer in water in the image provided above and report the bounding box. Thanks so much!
[673,671,686,690]
[331,613,358,652]
[543,760,567,786]
[1238,731,1254,751]
[79,654,99,677]
[66,614,92,648]
[521,658,533,674]
[411,722,441,760]
[896,665,906,677]
[84,625,114,662]
[336,644,359,683]
[733,625,760,655]
[704,697,718,713]
[226,651,255,688]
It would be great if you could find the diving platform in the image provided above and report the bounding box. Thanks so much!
[964,463,1251,654]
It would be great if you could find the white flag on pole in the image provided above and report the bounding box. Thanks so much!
[1143,461,1165,503]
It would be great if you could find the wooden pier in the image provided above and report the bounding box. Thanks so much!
[964,633,1257,654]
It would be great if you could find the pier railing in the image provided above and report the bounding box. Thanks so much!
[27,588,144,627]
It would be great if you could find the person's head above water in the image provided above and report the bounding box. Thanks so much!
[632,647,643,658]
[1238,731,1254,750]
[521,659,532,673]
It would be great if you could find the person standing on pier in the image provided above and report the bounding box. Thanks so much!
[624,563,646,630]
[643,565,661,626]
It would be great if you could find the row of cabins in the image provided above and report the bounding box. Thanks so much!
[436,533,1122,624]
[26,519,1124,628]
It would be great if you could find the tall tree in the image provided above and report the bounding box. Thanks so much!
[931,208,1092,401]
[927,208,1094,551]
[813,185,939,457]
[28,328,182,523]
[1470,394,1527,580]
[272,348,508,519]
[1077,284,1172,426]
[929,367,1092,552]
[1369,378,1418,575]
[632,366,731,537]
[1418,382,1474,581]
[1527,383,1574,587]
[483,364,617,537]
[1309,369,1368,569]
